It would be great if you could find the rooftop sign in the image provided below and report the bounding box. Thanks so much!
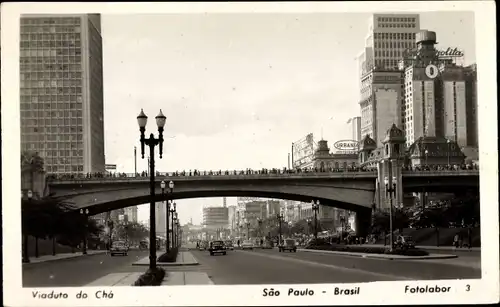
[403,47,464,59]
[333,140,359,152]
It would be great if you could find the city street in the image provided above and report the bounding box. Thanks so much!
[22,247,480,287]
[189,249,480,284]
[23,250,149,287]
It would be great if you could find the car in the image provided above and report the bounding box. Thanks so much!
[208,240,227,256]
[262,241,273,249]
[241,240,254,250]
[224,240,234,250]
[279,239,297,252]
[110,241,128,256]
[394,235,416,249]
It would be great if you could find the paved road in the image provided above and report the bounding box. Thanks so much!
[23,250,149,287]
[190,248,481,284]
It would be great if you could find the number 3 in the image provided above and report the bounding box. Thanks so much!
[466,284,470,291]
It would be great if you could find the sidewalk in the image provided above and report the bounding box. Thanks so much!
[23,250,106,265]
[85,271,213,286]
[362,244,480,252]
[132,251,199,267]
[298,248,458,260]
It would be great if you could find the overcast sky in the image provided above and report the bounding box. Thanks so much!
[98,12,475,224]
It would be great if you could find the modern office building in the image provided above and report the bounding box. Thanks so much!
[19,14,105,174]
[227,205,237,234]
[358,14,420,145]
[202,206,229,230]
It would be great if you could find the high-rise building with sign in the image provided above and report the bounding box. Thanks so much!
[358,14,421,146]
[401,30,474,148]
[203,206,229,230]
[20,14,105,174]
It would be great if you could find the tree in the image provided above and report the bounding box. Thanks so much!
[371,210,389,234]
[21,151,45,173]
[114,222,149,243]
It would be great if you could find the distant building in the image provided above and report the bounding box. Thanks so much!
[202,206,229,230]
[348,116,362,142]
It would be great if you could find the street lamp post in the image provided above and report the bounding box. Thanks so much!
[276,213,283,245]
[137,108,167,270]
[162,181,174,253]
[79,208,89,255]
[424,149,429,167]
[174,212,178,247]
[288,221,293,237]
[447,139,451,167]
[306,219,312,236]
[384,160,397,253]
[246,222,250,239]
[170,202,176,248]
[339,216,345,241]
[312,200,320,240]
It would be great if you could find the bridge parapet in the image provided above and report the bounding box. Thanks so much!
[47,168,479,184]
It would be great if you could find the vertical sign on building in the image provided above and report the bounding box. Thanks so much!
[292,133,315,168]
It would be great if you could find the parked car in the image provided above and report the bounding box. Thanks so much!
[241,240,254,250]
[394,235,415,249]
[110,240,128,256]
[224,240,234,250]
[279,239,297,252]
[208,240,227,256]
[262,240,273,249]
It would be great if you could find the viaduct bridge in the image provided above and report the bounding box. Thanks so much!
[45,169,479,236]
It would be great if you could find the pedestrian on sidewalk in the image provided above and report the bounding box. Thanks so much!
[453,233,459,249]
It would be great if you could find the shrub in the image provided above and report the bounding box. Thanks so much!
[132,268,166,286]
[307,244,429,256]
[157,247,179,263]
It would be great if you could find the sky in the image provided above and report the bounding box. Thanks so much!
[99,12,476,225]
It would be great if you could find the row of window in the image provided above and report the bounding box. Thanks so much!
[22,118,83,126]
[20,95,83,103]
[375,41,414,49]
[377,17,417,23]
[374,32,416,40]
[20,26,81,34]
[21,80,82,88]
[21,109,83,118]
[20,64,82,71]
[22,126,83,133]
[22,141,84,150]
[46,165,85,173]
[21,49,82,57]
[21,18,81,25]
[21,134,83,143]
[21,71,82,80]
[378,23,416,29]
[21,33,80,41]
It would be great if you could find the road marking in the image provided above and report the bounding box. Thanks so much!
[239,250,412,281]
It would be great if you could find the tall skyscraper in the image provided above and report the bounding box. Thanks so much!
[358,14,420,145]
[401,30,474,148]
[20,14,105,174]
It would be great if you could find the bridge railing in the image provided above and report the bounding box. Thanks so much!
[47,167,378,182]
[46,164,479,182]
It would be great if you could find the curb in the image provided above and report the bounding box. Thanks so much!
[22,251,107,266]
[298,249,458,260]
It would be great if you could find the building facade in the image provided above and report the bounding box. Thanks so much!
[155,202,167,238]
[349,116,362,142]
[401,30,476,149]
[124,206,138,223]
[20,14,105,174]
[202,206,229,230]
[358,14,420,146]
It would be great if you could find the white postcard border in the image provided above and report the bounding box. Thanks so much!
[2,1,498,306]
